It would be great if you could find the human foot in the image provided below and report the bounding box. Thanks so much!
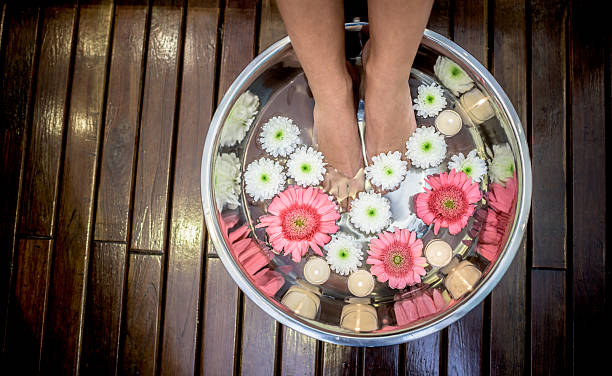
[312,74,365,210]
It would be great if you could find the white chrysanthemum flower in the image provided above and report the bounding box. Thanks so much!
[489,144,515,184]
[220,91,259,147]
[259,116,301,157]
[349,192,392,234]
[286,146,326,186]
[433,56,474,96]
[406,127,447,169]
[447,149,488,183]
[325,233,363,275]
[413,83,447,118]
[214,153,242,210]
[365,151,408,190]
[244,158,285,201]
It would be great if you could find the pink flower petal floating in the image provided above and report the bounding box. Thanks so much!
[366,229,427,289]
[415,170,482,235]
[256,185,340,262]
[476,173,518,262]
[393,289,454,326]
[220,214,284,296]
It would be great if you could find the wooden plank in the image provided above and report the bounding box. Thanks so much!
[448,305,483,376]
[363,345,399,376]
[530,0,568,268]
[405,333,440,376]
[81,242,127,374]
[18,5,76,237]
[453,0,487,64]
[280,327,318,376]
[569,1,606,372]
[39,3,113,374]
[240,299,278,376]
[258,0,285,51]
[94,1,148,242]
[490,2,528,374]
[321,344,359,376]
[531,270,566,375]
[0,3,40,349]
[130,0,183,252]
[201,257,240,375]
[120,253,163,375]
[4,239,52,374]
[427,0,450,37]
[159,1,219,374]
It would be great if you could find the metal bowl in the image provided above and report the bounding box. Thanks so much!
[201,23,532,346]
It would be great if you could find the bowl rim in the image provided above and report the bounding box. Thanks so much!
[201,24,533,346]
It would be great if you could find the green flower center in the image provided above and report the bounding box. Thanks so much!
[384,166,394,176]
[392,254,403,266]
[338,248,349,259]
[451,66,461,77]
[275,131,284,140]
[422,141,432,152]
[301,163,311,173]
[463,166,473,175]
[260,173,269,183]
[444,199,455,209]
[507,163,514,173]
[426,94,435,104]
[367,207,377,217]
[294,218,306,227]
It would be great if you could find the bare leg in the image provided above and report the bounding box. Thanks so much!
[364,0,434,161]
[277,0,365,209]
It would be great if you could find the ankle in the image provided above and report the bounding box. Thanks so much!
[310,70,354,107]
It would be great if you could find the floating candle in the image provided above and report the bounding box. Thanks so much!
[435,109,463,136]
[424,239,453,267]
[303,257,330,285]
[458,88,495,125]
[281,283,321,319]
[347,270,375,297]
[444,260,482,299]
[340,303,378,332]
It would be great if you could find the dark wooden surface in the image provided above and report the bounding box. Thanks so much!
[0,0,608,375]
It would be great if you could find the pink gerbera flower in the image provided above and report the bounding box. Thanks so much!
[366,229,427,289]
[415,170,482,235]
[256,185,340,262]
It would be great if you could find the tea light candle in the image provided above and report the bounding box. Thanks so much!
[347,270,375,297]
[435,110,463,136]
[424,239,453,267]
[458,88,495,125]
[444,260,482,299]
[340,303,378,332]
[281,284,321,320]
[303,257,330,285]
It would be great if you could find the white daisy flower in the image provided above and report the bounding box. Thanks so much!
[406,126,448,169]
[286,146,326,186]
[413,83,447,118]
[214,153,242,210]
[365,151,408,190]
[433,56,474,96]
[489,144,515,184]
[244,158,286,201]
[325,233,363,275]
[349,192,392,234]
[447,149,488,183]
[220,90,259,147]
[259,116,301,157]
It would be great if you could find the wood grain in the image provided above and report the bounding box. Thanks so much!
[363,345,399,376]
[130,0,183,252]
[531,270,566,375]
[405,332,440,376]
[0,3,40,350]
[280,326,318,376]
[530,0,568,268]
[448,304,483,376]
[81,242,127,375]
[94,1,148,242]
[159,1,219,374]
[454,0,488,64]
[201,257,240,375]
[321,344,359,376]
[40,3,113,374]
[18,5,76,237]
[569,1,607,372]
[120,253,163,375]
[258,0,285,51]
[427,0,450,37]
[240,298,279,376]
[4,239,52,374]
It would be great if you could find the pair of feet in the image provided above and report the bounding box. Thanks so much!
[316,46,418,209]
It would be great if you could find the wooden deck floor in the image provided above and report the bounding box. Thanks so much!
[0,0,608,375]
